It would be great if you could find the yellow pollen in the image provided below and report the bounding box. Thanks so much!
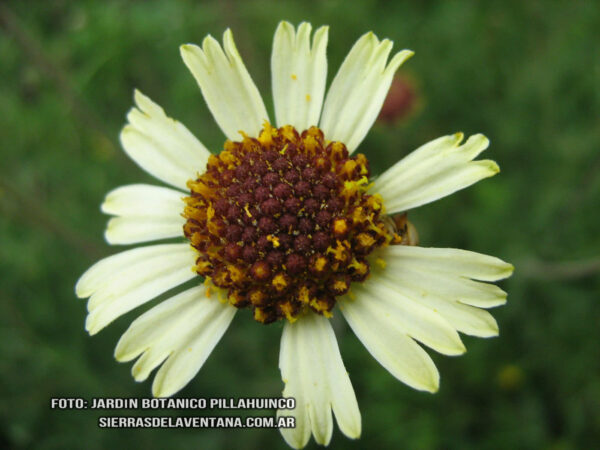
[349,258,368,275]
[309,297,333,317]
[333,218,348,236]
[219,150,238,167]
[228,265,244,283]
[214,270,228,286]
[272,273,288,291]
[254,307,269,323]
[280,125,296,141]
[342,160,357,176]
[228,290,244,306]
[267,234,280,247]
[330,142,345,158]
[291,74,297,80]
[298,286,311,304]
[333,279,348,291]
[327,240,349,261]
[368,221,385,235]
[258,121,277,148]
[244,204,253,217]
[357,176,369,186]
[304,135,318,153]
[195,260,211,274]
[342,180,363,200]
[313,256,327,272]
[204,278,213,298]
[249,290,266,305]
[375,258,387,269]
[306,94,311,102]
[366,194,383,211]
[207,218,221,235]
[355,154,369,174]
[187,179,214,199]
[357,233,376,248]
[280,302,298,322]
[352,207,365,224]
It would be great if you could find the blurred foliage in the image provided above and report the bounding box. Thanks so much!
[1,0,599,448]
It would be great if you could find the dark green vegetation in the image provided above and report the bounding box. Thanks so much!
[1,0,599,448]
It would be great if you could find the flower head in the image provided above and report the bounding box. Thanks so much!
[76,21,512,449]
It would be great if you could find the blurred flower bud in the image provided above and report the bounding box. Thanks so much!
[378,75,419,124]
[497,364,525,392]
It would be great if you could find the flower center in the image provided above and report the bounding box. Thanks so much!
[183,123,399,324]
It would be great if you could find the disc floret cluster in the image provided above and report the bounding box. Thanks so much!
[183,123,398,324]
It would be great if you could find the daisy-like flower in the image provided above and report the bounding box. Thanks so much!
[76,21,513,448]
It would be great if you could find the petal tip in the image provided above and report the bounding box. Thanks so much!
[489,161,500,175]
[505,263,515,275]
[133,88,149,108]
[119,124,135,143]
[103,220,120,245]
[472,132,490,144]
[426,379,440,394]
[179,43,199,58]
[100,197,113,214]
[113,342,131,362]
[152,379,175,399]
[341,420,362,440]
[85,317,100,336]
[75,276,90,299]
[276,19,292,27]
[133,88,143,101]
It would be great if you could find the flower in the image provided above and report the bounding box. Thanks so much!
[75,21,513,449]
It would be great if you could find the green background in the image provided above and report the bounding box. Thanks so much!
[1,0,599,448]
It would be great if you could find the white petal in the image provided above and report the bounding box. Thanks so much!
[271,21,328,131]
[77,244,197,335]
[151,295,235,397]
[350,281,466,356]
[320,32,413,153]
[101,184,186,245]
[101,184,185,216]
[375,270,499,337]
[104,217,184,245]
[278,314,360,448]
[374,133,499,213]
[382,245,514,282]
[76,244,183,298]
[375,262,507,309]
[374,245,510,337]
[115,286,206,362]
[180,30,269,140]
[120,90,211,190]
[376,278,499,338]
[114,286,236,396]
[340,293,440,393]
